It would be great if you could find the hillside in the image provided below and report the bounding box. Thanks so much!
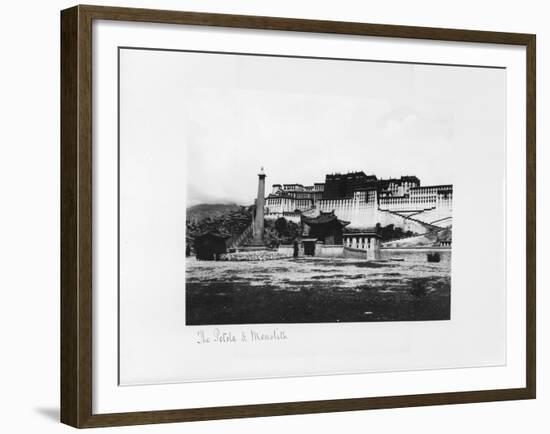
[186,204,253,246]
[186,203,243,222]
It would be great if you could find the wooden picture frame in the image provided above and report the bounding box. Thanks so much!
[61,4,536,428]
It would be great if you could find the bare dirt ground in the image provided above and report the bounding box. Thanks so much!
[185,256,451,325]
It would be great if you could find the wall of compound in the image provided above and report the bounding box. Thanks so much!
[316,244,345,257]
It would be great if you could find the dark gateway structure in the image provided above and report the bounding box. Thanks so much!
[193,231,230,260]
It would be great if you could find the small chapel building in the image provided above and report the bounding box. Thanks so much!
[301,211,350,245]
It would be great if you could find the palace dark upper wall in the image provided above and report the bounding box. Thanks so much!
[322,172,422,200]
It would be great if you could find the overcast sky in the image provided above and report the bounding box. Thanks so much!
[120,49,505,207]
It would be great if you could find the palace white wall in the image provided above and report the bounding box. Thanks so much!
[0,1,547,434]
[316,195,448,231]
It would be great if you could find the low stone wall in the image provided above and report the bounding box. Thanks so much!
[219,250,292,261]
[277,245,296,256]
[343,246,366,259]
[316,244,345,257]
[379,248,452,264]
[343,246,381,260]
[278,243,344,258]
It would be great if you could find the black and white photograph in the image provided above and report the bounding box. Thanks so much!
[186,165,453,325]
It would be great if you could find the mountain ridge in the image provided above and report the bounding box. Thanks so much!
[187,203,245,222]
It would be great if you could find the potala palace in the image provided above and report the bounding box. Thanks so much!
[264,171,453,234]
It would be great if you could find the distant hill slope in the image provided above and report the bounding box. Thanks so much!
[186,203,242,222]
